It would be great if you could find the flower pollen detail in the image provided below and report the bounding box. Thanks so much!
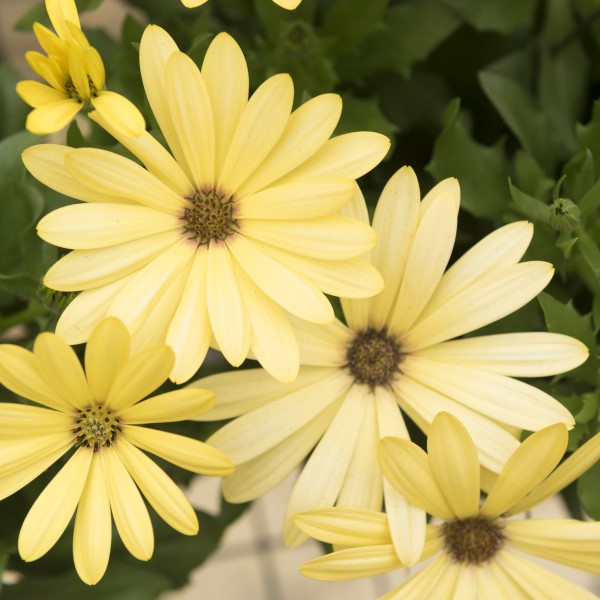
[183,189,238,246]
[442,516,505,565]
[345,327,403,389]
[73,405,120,451]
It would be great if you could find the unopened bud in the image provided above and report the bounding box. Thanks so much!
[548,198,580,232]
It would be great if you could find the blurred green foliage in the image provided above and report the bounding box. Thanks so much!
[1,0,600,595]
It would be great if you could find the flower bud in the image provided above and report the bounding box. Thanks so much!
[548,198,580,232]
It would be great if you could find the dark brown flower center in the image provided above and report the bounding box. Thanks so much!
[183,189,238,246]
[344,327,403,389]
[73,406,121,452]
[442,516,505,565]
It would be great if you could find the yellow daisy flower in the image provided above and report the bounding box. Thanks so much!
[23,25,388,384]
[191,166,587,561]
[0,318,233,585]
[182,0,301,8]
[296,412,600,600]
[16,0,145,136]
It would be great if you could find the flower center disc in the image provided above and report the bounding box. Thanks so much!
[442,516,505,565]
[183,189,238,246]
[345,327,403,389]
[74,406,121,451]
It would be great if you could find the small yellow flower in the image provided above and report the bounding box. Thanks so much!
[191,166,587,560]
[181,0,301,9]
[0,318,233,585]
[297,412,600,600]
[16,0,145,136]
[24,26,388,384]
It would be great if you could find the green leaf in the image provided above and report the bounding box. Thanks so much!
[2,563,170,600]
[578,460,600,519]
[440,0,539,33]
[561,149,595,204]
[427,99,509,220]
[321,0,388,57]
[538,292,599,385]
[578,177,600,222]
[0,66,28,138]
[508,180,549,223]
[344,0,460,78]
[538,0,588,161]
[479,71,556,171]
[336,94,398,147]
[575,227,600,282]
[577,99,600,178]
[512,150,554,198]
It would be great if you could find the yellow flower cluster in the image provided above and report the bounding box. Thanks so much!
[1,0,598,593]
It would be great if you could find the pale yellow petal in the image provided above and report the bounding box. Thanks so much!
[23,144,118,204]
[192,366,334,421]
[295,508,392,546]
[18,447,92,561]
[291,316,350,366]
[120,388,215,424]
[0,432,72,478]
[376,387,427,566]
[506,519,600,573]
[38,203,180,249]
[139,26,189,180]
[495,549,599,600]
[84,317,130,403]
[0,404,72,438]
[387,191,457,335]
[380,554,449,600]
[100,447,154,560]
[221,399,340,502]
[300,544,402,581]
[44,230,181,292]
[123,425,234,476]
[393,374,520,473]
[235,266,299,383]
[89,112,192,197]
[34,332,91,408]
[16,80,67,107]
[481,423,568,518]
[404,262,554,352]
[509,431,600,515]
[242,215,377,260]
[284,385,369,546]
[428,412,480,518]
[73,454,111,585]
[65,148,185,214]
[236,178,352,220]
[249,241,383,299]
[275,132,390,185]
[420,221,534,319]
[378,436,455,521]
[476,558,532,600]
[0,441,71,501]
[0,345,72,411]
[337,396,382,510]
[25,100,81,134]
[421,177,460,215]
[208,370,350,463]
[106,345,174,412]
[237,94,342,197]
[227,234,334,324]
[415,332,589,377]
[56,274,134,344]
[106,239,195,332]
[401,357,575,431]
[114,438,198,535]
[219,74,293,193]
[46,0,81,38]
[368,166,421,329]
[201,32,248,179]
[91,91,145,137]
[165,249,211,384]
[165,52,214,188]
[206,242,250,366]
[273,0,302,9]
